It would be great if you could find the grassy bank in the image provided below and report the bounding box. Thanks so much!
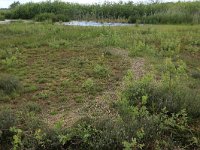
[0,22,200,149]
[2,1,200,24]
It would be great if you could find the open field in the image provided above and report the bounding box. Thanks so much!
[0,22,200,149]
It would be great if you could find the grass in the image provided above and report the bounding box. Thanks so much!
[0,22,129,118]
[0,22,199,149]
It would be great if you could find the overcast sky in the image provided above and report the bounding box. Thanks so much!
[0,0,190,8]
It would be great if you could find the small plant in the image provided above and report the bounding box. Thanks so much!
[24,84,38,93]
[93,64,110,78]
[10,127,23,150]
[1,55,17,67]
[34,91,49,100]
[0,48,21,68]
[82,78,96,94]
[74,95,84,103]
[161,58,187,90]
[61,79,71,87]
[36,78,49,84]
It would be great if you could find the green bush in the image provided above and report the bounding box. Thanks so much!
[0,14,5,21]
[34,13,56,22]
[93,64,110,78]
[121,60,200,118]
[191,71,200,79]
[128,15,140,23]
[0,109,17,143]
[82,78,96,94]
[0,74,21,95]
[35,13,70,22]
[53,14,70,22]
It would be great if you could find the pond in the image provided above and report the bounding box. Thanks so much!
[0,19,32,24]
[0,20,134,27]
[0,20,13,24]
[63,21,133,27]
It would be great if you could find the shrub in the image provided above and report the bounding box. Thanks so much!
[0,109,17,142]
[120,60,200,118]
[191,71,200,79]
[53,14,70,22]
[35,13,56,22]
[0,74,21,95]
[35,13,70,23]
[0,48,20,68]
[128,15,140,24]
[0,14,5,21]
[82,78,96,94]
[1,56,17,67]
[110,70,199,149]
[24,84,38,93]
[93,64,110,78]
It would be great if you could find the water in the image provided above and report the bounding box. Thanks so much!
[0,20,12,24]
[0,19,32,24]
[63,21,133,27]
[0,20,134,27]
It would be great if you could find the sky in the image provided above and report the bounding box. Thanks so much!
[0,0,190,8]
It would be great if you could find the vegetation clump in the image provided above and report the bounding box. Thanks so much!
[0,74,21,95]
[93,64,110,78]
[35,13,69,23]
[0,14,5,21]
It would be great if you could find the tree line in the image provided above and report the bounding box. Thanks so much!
[4,1,200,24]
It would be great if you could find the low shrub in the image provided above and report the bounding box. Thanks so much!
[35,13,56,22]
[35,13,70,23]
[82,78,96,94]
[0,109,17,144]
[0,14,5,21]
[128,15,140,24]
[0,48,20,68]
[52,14,70,22]
[93,64,110,78]
[0,74,21,95]
[191,71,200,79]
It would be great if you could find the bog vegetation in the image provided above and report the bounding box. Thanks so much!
[0,1,200,24]
[0,1,200,150]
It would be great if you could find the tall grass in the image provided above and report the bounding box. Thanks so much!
[5,1,200,24]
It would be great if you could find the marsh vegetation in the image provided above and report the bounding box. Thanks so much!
[0,1,200,150]
[1,1,200,24]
